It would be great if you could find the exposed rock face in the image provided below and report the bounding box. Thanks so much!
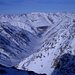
[0,12,75,75]
[51,54,75,75]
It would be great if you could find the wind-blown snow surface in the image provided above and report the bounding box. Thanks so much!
[0,12,75,75]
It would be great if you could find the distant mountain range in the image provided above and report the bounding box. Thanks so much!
[0,12,75,75]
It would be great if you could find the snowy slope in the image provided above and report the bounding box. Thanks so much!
[16,12,75,75]
[0,64,45,75]
[0,12,75,75]
[0,22,39,67]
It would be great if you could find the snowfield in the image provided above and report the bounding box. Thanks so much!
[0,12,75,75]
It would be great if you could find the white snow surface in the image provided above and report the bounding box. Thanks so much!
[0,12,75,75]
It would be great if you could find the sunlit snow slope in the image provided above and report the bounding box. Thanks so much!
[0,12,75,75]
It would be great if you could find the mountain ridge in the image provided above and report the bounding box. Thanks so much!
[0,12,75,75]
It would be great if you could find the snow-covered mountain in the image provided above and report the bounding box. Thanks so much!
[0,64,45,75]
[0,22,40,67]
[0,12,75,75]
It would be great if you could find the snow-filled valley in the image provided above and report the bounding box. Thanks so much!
[0,12,75,75]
